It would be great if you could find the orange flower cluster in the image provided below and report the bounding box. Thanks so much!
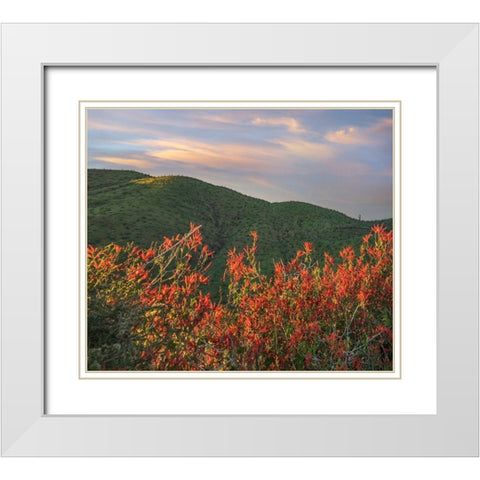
[87,224,393,371]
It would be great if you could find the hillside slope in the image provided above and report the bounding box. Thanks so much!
[88,169,392,296]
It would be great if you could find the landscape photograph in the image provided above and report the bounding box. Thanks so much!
[86,104,395,372]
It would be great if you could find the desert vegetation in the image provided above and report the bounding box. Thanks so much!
[88,221,393,371]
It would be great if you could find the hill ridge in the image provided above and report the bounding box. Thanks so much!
[88,168,392,297]
[89,168,384,221]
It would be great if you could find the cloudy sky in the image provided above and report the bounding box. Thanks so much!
[87,108,393,220]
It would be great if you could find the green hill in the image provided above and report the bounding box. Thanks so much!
[88,168,392,298]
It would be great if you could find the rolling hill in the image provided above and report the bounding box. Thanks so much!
[88,168,393,298]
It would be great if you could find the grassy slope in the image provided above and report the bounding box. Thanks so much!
[88,169,393,297]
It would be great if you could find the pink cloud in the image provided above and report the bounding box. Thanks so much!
[251,116,306,133]
[324,126,370,145]
[324,117,393,145]
[131,138,287,173]
[91,156,157,170]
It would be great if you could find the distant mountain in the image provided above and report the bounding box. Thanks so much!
[88,168,392,297]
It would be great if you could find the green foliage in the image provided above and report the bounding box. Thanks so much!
[88,224,393,371]
[88,225,217,370]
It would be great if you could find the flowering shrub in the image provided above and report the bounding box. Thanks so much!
[220,225,393,370]
[88,224,393,371]
[87,224,222,370]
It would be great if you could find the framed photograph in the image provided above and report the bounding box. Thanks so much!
[1,23,478,455]
[80,99,400,380]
